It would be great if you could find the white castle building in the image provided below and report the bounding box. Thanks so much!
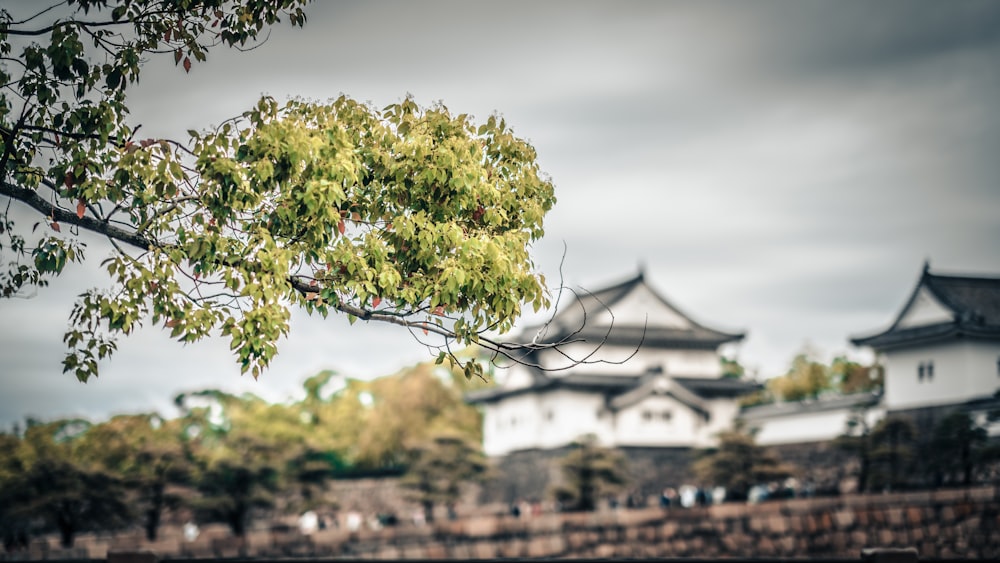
[743,262,1000,446]
[467,270,759,457]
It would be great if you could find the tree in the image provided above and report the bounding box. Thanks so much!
[1,0,560,384]
[399,432,489,523]
[834,404,875,493]
[692,422,794,502]
[720,356,745,379]
[550,434,629,512]
[926,411,988,487]
[767,351,832,402]
[830,356,883,394]
[78,413,193,541]
[868,416,916,492]
[0,419,131,548]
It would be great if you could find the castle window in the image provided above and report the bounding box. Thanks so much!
[997,356,1000,376]
[545,409,554,422]
[661,410,673,422]
[918,362,925,381]
[926,361,934,381]
[642,410,653,421]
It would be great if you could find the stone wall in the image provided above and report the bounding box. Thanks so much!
[17,486,998,560]
[477,445,698,505]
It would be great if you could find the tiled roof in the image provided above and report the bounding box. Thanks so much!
[851,264,1000,349]
[521,271,744,348]
[673,376,764,398]
[739,391,881,421]
[465,373,761,405]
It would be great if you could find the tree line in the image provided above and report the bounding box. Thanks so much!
[0,356,492,550]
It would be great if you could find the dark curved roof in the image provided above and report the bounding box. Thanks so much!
[465,372,760,405]
[521,271,745,349]
[851,264,1000,350]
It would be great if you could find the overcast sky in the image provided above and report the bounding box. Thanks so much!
[2,0,1000,428]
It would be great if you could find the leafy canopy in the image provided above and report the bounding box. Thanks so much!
[0,0,556,383]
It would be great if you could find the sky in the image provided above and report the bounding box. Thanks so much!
[2,0,1000,428]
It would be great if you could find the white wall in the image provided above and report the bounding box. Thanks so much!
[481,390,612,456]
[613,395,703,447]
[883,340,1000,410]
[749,406,885,446]
[895,286,953,329]
[591,282,690,329]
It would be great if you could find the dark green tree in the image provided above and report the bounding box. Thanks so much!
[79,413,193,541]
[834,405,874,493]
[550,434,629,512]
[0,420,131,548]
[693,422,794,501]
[868,416,916,492]
[926,411,988,487]
[399,433,490,522]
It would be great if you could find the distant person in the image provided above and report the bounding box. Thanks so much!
[183,521,200,542]
[346,510,363,532]
[298,510,318,535]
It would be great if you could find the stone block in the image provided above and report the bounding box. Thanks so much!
[861,546,918,563]
[661,520,678,538]
[768,515,788,534]
[526,537,550,558]
[474,541,495,559]
[425,543,446,559]
[595,543,615,558]
[834,510,855,528]
[107,551,159,563]
[879,529,894,546]
[887,508,904,527]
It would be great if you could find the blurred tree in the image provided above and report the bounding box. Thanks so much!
[768,352,832,402]
[830,356,883,394]
[550,434,629,512]
[399,433,490,522]
[834,405,875,493]
[189,430,282,538]
[349,359,484,470]
[692,422,794,502]
[0,420,131,547]
[926,411,988,487]
[720,356,745,379]
[0,430,30,553]
[79,413,193,541]
[868,416,916,492]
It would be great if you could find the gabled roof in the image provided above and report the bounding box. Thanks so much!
[850,263,1000,350]
[520,270,745,350]
[608,374,709,418]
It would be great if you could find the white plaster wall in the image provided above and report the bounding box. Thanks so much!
[481,390,613,456]
[591,283,690,329]
[613,395,702,447]
[696,399,741,447]
[498,364,535,390]
[481,393,542,456]
[895,287,953,329]
[748,406,886,446]
[883,340,1000,410]
[534,390,611,449]
[966,340,1000,400]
